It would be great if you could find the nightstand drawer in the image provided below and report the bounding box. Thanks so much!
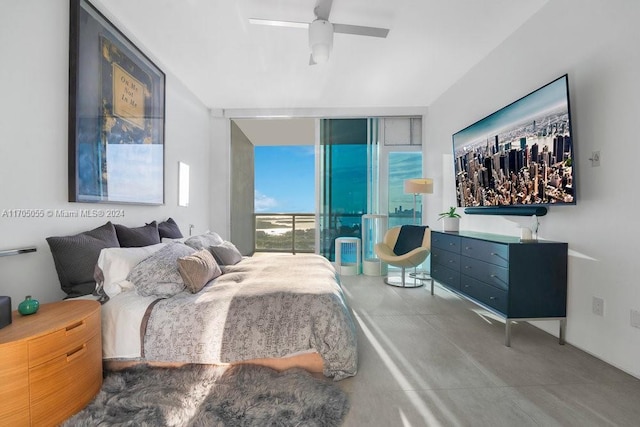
[461,238,508,267]
[461,256,509,291]
[460,276,508,314]
[0,342,29,426]
[28,308,99,367]
[29,333,102,426]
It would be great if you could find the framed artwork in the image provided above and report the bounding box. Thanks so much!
[69,0,165,204]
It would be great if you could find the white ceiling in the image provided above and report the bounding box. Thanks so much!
[93,0,548,111]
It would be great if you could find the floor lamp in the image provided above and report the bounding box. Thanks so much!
[404,178,434,225]
[404,178,434,280]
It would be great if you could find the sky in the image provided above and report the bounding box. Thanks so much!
[254,145,315,213]
[255,145,423,217]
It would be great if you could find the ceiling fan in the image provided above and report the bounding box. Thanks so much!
[249,0,390,65]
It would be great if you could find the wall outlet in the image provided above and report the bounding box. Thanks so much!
[590,151,601,167]
[592,297,604,316]
[631,309,640,329]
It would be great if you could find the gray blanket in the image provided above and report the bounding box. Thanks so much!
[142,254,358,380]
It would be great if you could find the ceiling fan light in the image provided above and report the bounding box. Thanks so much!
[309,19,333,63]
[311,44,330,63]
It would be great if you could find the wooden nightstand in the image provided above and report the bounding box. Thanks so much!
[0,300,102,426]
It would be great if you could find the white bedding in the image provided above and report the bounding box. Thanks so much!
[101,292,157,359]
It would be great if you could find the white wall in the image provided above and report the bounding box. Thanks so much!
[0,0,212,308]
[424,0,640,377]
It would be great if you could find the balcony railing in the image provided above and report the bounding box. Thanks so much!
[255,213,315,254]
[255,212,415,257]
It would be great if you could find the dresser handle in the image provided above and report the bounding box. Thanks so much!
[489,296,497,300]
[490,274,496,278]
[464,284,470,288]
[490,252,497,256]
[65,320,86,335]
[465,246,471,250]
[66,344,87,363]
[464,266,471,269]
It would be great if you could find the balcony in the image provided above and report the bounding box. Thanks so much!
[255,213,315,254]
[255,212,371,259]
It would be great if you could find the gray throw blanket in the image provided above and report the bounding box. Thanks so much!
[142,254,358,380]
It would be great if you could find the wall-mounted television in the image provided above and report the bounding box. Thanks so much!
[452,74,575,216]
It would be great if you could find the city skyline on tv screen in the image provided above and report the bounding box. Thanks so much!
[453,75,574,208]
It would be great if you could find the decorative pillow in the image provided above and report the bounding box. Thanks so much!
[46,222,120,297]
[114,222,161,248]
[157,218,183,239]
[127,243,196,297]
[95,243,166,298]
[184,231,224,250]
[177,249,222,293]
[209,241,243,266]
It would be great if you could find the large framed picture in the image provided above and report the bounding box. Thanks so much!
[69,0,165,204]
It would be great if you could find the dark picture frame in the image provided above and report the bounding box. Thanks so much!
[69,0,165,204]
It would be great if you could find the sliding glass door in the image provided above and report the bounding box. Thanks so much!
[318,119,379,261]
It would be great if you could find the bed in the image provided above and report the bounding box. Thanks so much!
[46,222,358,381]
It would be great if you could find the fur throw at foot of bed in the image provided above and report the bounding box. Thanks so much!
[63,364,350,427]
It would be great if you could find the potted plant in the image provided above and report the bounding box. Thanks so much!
[438,206,461,232]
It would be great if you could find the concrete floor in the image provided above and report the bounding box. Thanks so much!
[336,274,640,427]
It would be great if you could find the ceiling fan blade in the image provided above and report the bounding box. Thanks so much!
[248,18,308,29]
[314,0,334,21]
[333,23,389,38]
[309,54,317,66]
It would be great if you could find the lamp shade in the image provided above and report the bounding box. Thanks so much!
[404,178,434,194]
[309,19,333,63]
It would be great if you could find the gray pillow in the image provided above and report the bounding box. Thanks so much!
[127,243,196,297]
[115,222,161,247]
[184,231,224,250]
[209,241,243,265]
[157,218,183,239]
[46,222,120,297]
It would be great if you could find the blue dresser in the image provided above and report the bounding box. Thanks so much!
[430,230,568,346]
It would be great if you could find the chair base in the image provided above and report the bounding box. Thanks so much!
[384,275,424,288]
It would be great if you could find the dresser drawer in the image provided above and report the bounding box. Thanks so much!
[28,307,99,367]
[460,276,508,315]
[460,256,509,291]
[461,238,509,268]
[431,264,460,290]
[431,248,461,270]
[29,333,102,426]
[431,233,461,252]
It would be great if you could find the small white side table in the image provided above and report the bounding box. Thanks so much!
[335,237,361,275]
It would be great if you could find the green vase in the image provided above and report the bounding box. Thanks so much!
[18,295,39,315]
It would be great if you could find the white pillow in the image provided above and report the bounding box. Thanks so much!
[96,243,166,297]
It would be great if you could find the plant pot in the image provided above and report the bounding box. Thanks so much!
[442,217,460,232]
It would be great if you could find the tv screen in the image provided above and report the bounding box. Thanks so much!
[452,75,575,211]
